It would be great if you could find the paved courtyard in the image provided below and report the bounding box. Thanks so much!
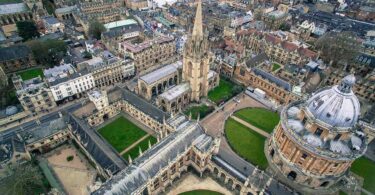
[201,93,265,138]
[167,173,232,195]
[46,145,96,195]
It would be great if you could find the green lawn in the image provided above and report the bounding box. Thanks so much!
[225,118,268,170]
[184,105,214,120]
[272,63,281,71]
[234,108,280,133]
[351,157,375,193]
[17,68,44,80]
[208,78,242,105]
[122,136,157,161]
[98,117,147,152]
[179,190,223,195]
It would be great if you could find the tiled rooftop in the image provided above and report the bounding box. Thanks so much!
[121,36,174,53]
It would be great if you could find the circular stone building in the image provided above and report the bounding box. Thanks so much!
[266,75,367,193]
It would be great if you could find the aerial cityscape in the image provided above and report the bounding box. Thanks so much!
[0,0,374,195]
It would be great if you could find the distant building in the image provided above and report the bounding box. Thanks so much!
[237,29,318,66]
[262,10,288,30]
[41,16,65,34]
[13,75,56,115]
[78,54,135,88]
[0,3,34,26]
[119,35,176,73]
[124,0,150,10]
[0,45,36,73]
[44,64,95,102]
[73,0,126,35]
[101,19,142,52]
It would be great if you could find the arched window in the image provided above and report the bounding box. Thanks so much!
[200,62,205,77]
[188,62,193,77]
[287,171,297,181]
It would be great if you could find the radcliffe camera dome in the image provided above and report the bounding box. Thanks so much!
[306,74,360,129]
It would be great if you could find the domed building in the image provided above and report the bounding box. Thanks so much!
[266,75,367,193]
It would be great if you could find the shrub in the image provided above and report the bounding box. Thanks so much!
[66,155,74,161]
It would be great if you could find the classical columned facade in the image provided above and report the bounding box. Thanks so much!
[266,75,368,194]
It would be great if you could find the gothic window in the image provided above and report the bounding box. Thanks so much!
[200,62,204,77]
[188,62,193,77]
[240,68,246,76]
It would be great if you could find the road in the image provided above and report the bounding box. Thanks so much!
[0,100,85,141]
[202,93,296,195]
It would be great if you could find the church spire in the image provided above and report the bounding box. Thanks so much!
[192,0,203,38]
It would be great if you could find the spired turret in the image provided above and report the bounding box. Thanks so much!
[266,75,367,193]
[182,0,211,102]
[183,0,209,60]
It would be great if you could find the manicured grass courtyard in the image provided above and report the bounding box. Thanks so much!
[98,117,147,152]
[179,190,223,195]
[234,108,280,133]
[122,136,157,161]
[272,63,281,71]
[350,157,375,193]
[184,105,214,120]
[208,78,242,105]
[224,118,268,170]
[17,68,44,80]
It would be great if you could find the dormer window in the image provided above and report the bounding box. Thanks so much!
[333,134,341,141]
[314,128,323,137]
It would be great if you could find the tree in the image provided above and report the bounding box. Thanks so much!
[0,163,46,195]
[16,21,40,41]
[279,22,291,31]
[315,31,360,67]
[26,39,67,67]
[88,20,106,40]
[82,50,93,59]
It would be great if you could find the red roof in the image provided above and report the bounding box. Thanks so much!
[298,47,317,58]
[264,34,282,45]
[281,41,298,52]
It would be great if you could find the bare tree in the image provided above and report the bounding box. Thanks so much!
[0,163,45,195]
[315,31,360,67]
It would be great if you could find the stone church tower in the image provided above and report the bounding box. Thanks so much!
[182,1,210,102]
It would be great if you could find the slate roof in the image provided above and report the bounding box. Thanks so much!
[93,120,214,195]
[0,45,31,62]
[139,62,181,85]
[246,53,268,68]
[0,3,28,15]
[159,83,190,101]
[21,117,68,145]
[121,88,169,123]
[102,24,141,39]
[253,68,291,91]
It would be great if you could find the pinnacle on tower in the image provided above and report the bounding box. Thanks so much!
[192,0,203,38]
